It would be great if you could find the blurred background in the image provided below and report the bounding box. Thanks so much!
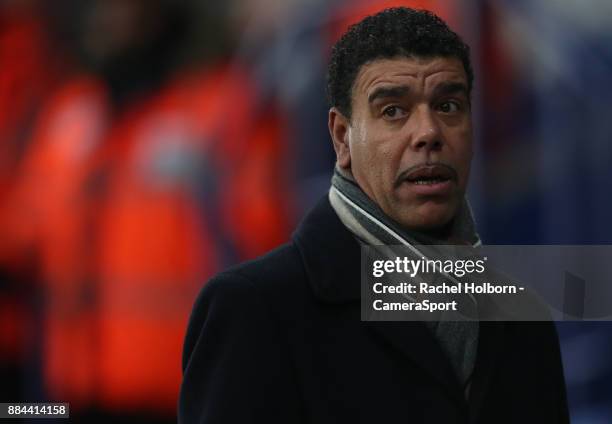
[0,0,610,422]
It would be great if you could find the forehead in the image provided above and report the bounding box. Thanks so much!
[352,56,467,103]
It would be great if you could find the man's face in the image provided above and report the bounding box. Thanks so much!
[330,56,473,231]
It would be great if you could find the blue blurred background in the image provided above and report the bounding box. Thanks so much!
[0,0,610,422]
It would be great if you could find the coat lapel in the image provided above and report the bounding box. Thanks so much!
[365,321,466,405]
[293,196,466,405]
[467,321,505,423]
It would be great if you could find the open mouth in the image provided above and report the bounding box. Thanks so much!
[401,164,456,186]
[406,176,451,185]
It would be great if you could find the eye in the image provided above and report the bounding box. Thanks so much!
[382,105,407,120]
[437,101,461,114]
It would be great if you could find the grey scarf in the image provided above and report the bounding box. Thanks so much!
[328,167,480,393]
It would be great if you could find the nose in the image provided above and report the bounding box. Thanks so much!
[409,105,443,152]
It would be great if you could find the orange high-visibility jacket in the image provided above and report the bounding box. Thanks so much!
[7,65,291,413]
[0,9,61,364]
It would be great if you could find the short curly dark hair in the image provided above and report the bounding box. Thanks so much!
[327,7,473,119]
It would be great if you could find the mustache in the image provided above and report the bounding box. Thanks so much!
[393,162,458,188]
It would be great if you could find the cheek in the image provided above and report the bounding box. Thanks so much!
[451,126,473,169]
[363,134,395,174]
[350,131,388,192]
[376,145,399,181]
[350,124,376,168]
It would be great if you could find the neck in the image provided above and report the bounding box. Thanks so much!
[330,166,480,247]
[418,220,456,243]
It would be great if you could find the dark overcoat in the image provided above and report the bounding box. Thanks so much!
[179,196,569,423]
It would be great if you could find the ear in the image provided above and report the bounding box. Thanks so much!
[328,107,351,169]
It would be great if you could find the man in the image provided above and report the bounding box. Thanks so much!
[179,8,569,423]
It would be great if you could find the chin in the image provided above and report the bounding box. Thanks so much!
[395,202,458,233]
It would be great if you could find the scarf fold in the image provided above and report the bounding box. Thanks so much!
[329,167,479,392]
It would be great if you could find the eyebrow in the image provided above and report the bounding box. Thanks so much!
[431,82,469,99]
[367,85,410,104]
[367,82,469,104]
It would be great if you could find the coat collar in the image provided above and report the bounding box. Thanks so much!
[292,196,465,405]
[292,195,361,303]
[292,195,505,420]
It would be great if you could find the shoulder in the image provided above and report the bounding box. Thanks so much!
[182,242,309,367]
[179,245,309,423]
[212,241,308,302]
[191,240,308,313]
